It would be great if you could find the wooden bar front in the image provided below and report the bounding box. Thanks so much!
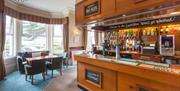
[75,55,180,91]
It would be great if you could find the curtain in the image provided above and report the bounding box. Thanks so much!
[5,6,68,24]
[83,27,88,50]
[0,0,6,80]
[63,18,69,52]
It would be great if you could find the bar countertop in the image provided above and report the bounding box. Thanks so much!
[75,54,180,88]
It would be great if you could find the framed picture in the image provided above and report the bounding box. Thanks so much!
[84,0,101,17]
[85,69,102,88]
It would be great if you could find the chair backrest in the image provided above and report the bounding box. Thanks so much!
[17,56,24,71]
[63,52,68,60]
[31,59,46,75]
[17,56,23,63]
[32,52,41,57]
[52,57,63,69]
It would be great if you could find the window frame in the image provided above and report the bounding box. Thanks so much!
[4,15,16,58]
[51,24,64,54]
[21,21,48,51]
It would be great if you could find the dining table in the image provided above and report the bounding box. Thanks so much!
[25,55,59,65]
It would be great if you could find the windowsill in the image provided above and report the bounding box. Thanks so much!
[4,56,16,60]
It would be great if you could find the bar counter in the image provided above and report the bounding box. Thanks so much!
[75,54,180,91]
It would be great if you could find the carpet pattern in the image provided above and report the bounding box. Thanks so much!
[0,66,82,91]
[45,66,82,91]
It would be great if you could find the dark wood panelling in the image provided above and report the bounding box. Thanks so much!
[69,46,85,51]
[175,31,180,51]
[75,0,179,25]
[76,2,85,25]
[75,0,116,25]
[115,0,171,15]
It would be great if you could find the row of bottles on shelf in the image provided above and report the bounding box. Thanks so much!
[105,29,139,40]
[105,29,140,51]
[106,37,139,51]
[142,24,180,36]
[142,27,157,36]
[104,24,180,51]
[160,25,180,34]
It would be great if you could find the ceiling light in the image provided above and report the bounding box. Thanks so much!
[122,14,126,17]
[170,12,180,15]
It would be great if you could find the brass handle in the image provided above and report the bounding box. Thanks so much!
[134,0,147,4]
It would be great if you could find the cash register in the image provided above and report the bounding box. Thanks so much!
[160,35,175,56]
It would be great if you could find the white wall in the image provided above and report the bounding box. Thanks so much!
[76,0,84,4]
[69,10,83,47]
[4,57,17,75]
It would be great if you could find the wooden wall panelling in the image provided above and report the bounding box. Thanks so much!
[118,72,180,91]
[84,0,116,23]
[76,0,116,25]
[175,31,180,51]
[77,62,117,91]
[76,2,85,25]
[76,0,180,25]
[93,0,116,20]
[115,0,178,16]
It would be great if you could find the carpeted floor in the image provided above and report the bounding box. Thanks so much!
[0,65,82,91]
[45,66,82,91]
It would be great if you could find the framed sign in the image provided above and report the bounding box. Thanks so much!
[85,69,102,88]
[84,0,101,17]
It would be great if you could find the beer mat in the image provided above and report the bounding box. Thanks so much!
[118,61,138,66]
[138,64,154,69]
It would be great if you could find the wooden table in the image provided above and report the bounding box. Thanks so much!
[25,55,58,64]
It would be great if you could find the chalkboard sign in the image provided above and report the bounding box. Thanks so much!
[84,0,100,17]
[92,16,180,30]
[85,69,102,87]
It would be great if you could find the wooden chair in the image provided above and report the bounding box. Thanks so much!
[24,59,46,84]
[46,57,63,77]
[17,56,26,74]
[63,52,69,68]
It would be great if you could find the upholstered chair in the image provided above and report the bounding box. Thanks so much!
[46,57,63,77]
[24,59,46,84]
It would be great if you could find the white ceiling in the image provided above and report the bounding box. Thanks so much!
[9,0,75,13]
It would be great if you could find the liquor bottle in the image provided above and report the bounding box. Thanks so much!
[151,28,154,36]
[126,38,129,51]
[147,28,150,36]
[160,27,163,35]
[132,37,136,51]
[165,26,169,34]
[143,29,146,36]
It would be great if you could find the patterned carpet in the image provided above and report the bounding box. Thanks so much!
[0,65,82,91]
[45,66,82,91]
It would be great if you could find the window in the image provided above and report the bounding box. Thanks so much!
[52,25,64,53]
[4,16,16,57]
[86,30,95,51]
[98,32,105,45]
[21,21,48,52]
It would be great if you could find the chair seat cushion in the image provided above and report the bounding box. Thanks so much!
[46,61,52,65]
[46,63,53,70]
